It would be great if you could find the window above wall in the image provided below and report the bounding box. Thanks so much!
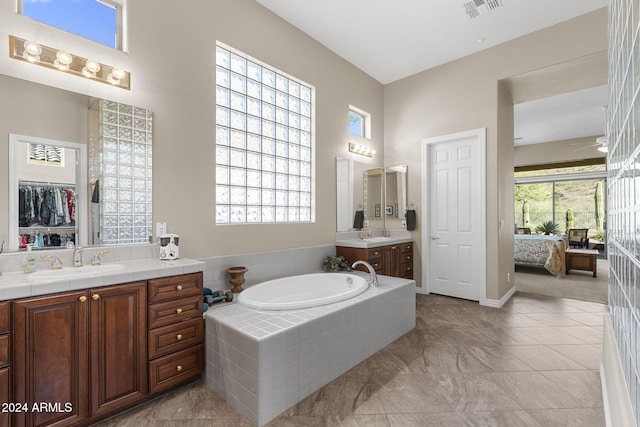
[19,0,123,50]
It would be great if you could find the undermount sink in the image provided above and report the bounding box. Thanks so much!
[363,237,392,242]
[27,264,125,281]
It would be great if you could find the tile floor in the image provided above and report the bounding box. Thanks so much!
[96,292,606,426]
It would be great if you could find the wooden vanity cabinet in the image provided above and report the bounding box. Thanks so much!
[336,241,413,280]
[12,291,90,427]
[89,282,147,418]
[12,281,147,427]
[147,273,204,394]
[0,301,10,427]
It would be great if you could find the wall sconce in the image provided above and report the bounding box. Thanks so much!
[348,142,376,158]
[9,35,130,90]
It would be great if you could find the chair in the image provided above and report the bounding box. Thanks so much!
[568,228,589,248]
[517,227,531,234]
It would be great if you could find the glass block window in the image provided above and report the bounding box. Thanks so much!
[608,0,640,423]
[19,0,123,50]
[97,100,153,244]
[215,43,314,224]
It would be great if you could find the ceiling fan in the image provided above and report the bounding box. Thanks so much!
[573,136,609,152]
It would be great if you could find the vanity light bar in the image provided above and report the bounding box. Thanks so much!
[9,35,130,90]
[348,142,376,158]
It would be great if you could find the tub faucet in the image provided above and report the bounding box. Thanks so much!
[352,260,378,287]
[73,246,84,267]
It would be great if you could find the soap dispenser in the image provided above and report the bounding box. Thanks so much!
[21,244,38,274]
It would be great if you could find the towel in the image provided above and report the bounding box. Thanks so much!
[91,180,100,203]
[406,209,416,231]
[353,210,364,230]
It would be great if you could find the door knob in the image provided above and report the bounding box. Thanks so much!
[431,237,440,240]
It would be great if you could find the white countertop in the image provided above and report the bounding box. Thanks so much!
[334,236,413,248]
[0,258,205,301]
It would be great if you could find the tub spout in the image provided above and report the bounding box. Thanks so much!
[351,260,378,287]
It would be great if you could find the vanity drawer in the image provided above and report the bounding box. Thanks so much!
[148,273,202,304]
[0,335,8,368]
[0,302,9,334]
[401,252,413,264]
[148,296,202,329]
[148,318,204,360]
[367,247,383,260]
[402,263,414,279]
[149,344,204,394]
[401,243,413,254]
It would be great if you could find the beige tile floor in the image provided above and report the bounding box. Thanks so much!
[96,292,606,427]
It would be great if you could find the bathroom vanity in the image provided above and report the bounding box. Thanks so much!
[0,259,204,427]
[335,238,413,279]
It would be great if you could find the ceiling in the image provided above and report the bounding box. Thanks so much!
[255,0,609,146]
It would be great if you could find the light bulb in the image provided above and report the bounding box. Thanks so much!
[85,59,101,73]
[56,51,73,65]
[23,40,41,56]
[82,66,96,78]
[111,67,126,80]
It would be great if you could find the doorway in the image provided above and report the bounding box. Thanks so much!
[420,128,486,302]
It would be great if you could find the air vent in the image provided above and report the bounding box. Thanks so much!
[464,0,504,18]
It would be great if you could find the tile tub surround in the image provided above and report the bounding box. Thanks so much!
[200,244,336,291]
[206,275,416,426]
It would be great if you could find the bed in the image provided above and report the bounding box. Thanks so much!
[514,234,567,277]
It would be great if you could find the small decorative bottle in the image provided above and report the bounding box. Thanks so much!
[21,244,38,274]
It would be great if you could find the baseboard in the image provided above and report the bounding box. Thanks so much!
[481,286,515,308]
[601,314,636,427]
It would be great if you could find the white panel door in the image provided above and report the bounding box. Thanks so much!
[428,133,484,301]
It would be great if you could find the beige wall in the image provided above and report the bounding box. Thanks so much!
[0,2,608,298]
[514,136,606,167]
[0,0,384,258]
[383,8,607,299]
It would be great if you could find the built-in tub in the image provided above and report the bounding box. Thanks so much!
[237,273,368,310]
[206,274,416,426]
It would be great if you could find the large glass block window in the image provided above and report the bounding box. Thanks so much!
[609,0,640,423]
[215,43,314,224]
[97,100,153,244]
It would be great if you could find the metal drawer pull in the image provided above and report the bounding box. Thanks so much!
[176,308,183,314]
[176,285,183,291]
[391,246,397,250]
[79,296,87,302]
[92,294,100,301]
[176,334,183,340]
[176,365,183,372]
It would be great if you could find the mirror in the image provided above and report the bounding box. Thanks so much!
[1,74,153,252]
[385,165,408,230]
[335,157,408,232]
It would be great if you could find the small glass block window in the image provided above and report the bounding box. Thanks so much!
[97,99,153,244]
[215,43,314,224]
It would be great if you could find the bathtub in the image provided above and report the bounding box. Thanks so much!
[206,275,416,426]
[237,272,368,310]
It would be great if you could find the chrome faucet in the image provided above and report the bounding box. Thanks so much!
[73,246,84,267]
[352,260,379,287]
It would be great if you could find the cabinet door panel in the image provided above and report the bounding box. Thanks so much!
[90,282,147,418]
[0,367,8,427]
[13,291,89,427]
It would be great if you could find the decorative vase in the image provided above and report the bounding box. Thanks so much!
[227,266,248,293]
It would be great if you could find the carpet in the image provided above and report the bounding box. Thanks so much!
[514,258,609,304]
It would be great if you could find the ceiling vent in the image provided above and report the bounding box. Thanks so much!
[464,0,504,19]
